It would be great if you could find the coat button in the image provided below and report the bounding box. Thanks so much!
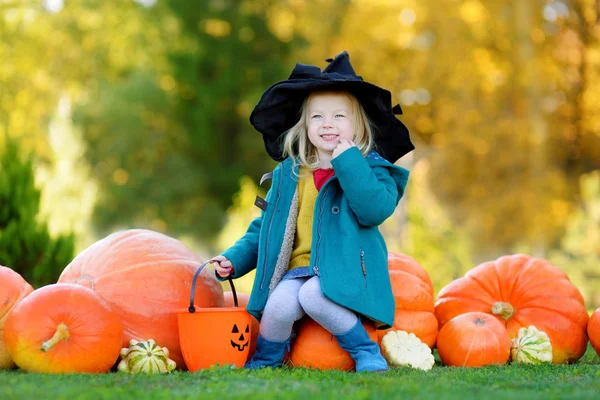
[331,206,340,214]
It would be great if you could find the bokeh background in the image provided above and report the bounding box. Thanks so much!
[1,0,599,306]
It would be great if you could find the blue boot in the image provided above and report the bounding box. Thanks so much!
[244,334,290,370]
[334,320,388,372]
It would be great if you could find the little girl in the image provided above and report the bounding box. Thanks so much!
[210,51,414,372]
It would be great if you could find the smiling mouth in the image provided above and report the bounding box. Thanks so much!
[231,340,249,352]
[321,134,339,140]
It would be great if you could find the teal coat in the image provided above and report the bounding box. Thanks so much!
[221,147,409,329]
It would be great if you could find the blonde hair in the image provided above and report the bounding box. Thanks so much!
[281,90,375,174]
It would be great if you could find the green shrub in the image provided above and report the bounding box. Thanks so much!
[0,138,75,287]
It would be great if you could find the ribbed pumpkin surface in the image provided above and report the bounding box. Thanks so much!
[289,318,377,371]
[58,229,224,368]
[435,254,588,364]
[376,252,438,348]
[118,339,176,373]
[588,308,600,357]
[437,312,510,367]
[510,325,552,364]
[0,266,34,369]
[4,283,122,373]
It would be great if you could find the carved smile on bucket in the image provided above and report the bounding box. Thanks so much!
[230,340,249,351]
[230,323,250,352]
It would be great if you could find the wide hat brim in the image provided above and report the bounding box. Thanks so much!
[249,51,414,164]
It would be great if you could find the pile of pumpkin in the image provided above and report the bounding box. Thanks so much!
[0,229,226,374]
[2,229,600,374]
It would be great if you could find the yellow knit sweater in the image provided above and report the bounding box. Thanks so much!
[288,168,318,270]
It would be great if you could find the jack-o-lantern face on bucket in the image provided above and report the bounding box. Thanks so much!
[230,324,250,351]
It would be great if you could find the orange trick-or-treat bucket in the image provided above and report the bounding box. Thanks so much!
[175,260,252,371]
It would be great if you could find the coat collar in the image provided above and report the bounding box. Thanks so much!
[280,149,394,173]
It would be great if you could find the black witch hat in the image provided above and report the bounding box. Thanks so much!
[249,51,414,163]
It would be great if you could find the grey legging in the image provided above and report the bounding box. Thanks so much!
[259,276,358,342]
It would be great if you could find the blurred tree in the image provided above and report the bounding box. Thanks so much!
[0,4,59,159]
[553,0,600,185]
[396,159,474,293]
[70,0,299,246]
[2,0,600,275]
[279,0,595,261]
[413,0,571,259]
[216,175,266,294]
[0,137,75,287]
[548,171,600,308]
[0,0,175,251]
[37,95,99,253]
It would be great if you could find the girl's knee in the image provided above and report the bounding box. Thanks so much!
[298,277,323,313]
[263,289,304,323]
[263,301,303,325]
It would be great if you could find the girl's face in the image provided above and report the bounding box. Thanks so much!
[306,92,355,160]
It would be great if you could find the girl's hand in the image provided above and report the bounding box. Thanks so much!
[209,255,234,278]
[332,139,356,160]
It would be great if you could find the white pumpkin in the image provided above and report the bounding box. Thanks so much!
[510,325,552,364]
[118,339,176,374]
[381,330,435,371]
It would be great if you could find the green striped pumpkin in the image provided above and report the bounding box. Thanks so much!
[510,326,552,364]
[118,339,176,373]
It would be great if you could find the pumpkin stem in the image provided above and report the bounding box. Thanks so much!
[41,323,70,352]
[491,302,514,320]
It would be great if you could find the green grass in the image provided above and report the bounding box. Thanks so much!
[2,348,599,400]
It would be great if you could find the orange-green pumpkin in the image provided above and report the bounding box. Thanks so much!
[223,291,259,361]
[4,283,122,373]
[377,252,438,348]
[58,229,224,368]
[437,312,510,367]
[289,317,378,371]
[588,308,600,357]
[435,254,589,364]
[0,266,34,369]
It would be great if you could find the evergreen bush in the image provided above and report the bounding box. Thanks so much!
[0,138,75,287]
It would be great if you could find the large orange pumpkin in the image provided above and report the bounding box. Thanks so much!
[377,252,438,348]
[223,291,259,361]
[4,283,122,373]
[437,312,510,367]
[588,308,600,357]
[289,317,378,371]
[58,229,224,368]
[0,266,34,369]
[435,254,589,364]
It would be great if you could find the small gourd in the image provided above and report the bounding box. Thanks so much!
[118,339,176,373]
[380,330,435,371]
[510,325,552,364]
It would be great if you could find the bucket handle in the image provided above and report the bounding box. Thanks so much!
[188,260,238,313]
